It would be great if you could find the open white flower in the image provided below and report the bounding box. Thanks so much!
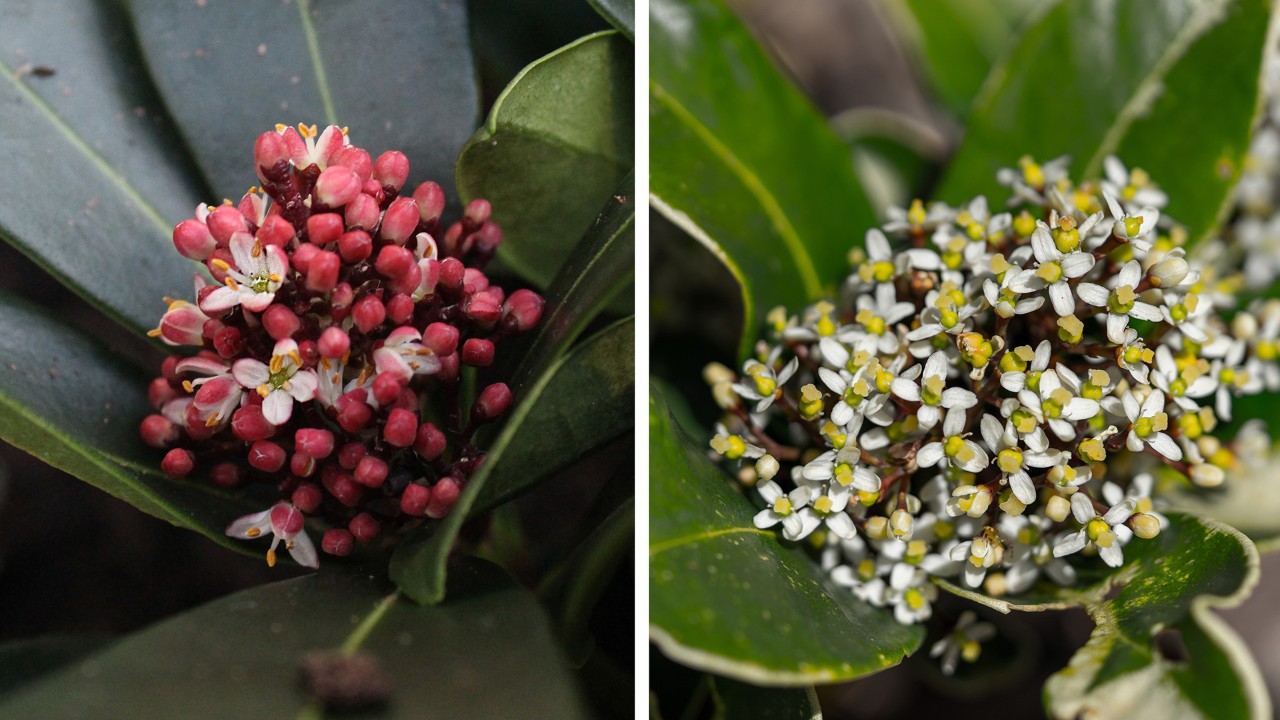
[1121,389,1182,460]
[1014,368,1100,441]
[732,356,799,413]
[1052,495,1135,567]
[226,502,319,569]
[201,232,289,313]
[929,611,996,676]
[231,339,318,425]
[1076,260,1164,343]
[891,350,977,430]
[754,480,816,541]
[979,414,1060,504]
[1103,190,1161,254]
[1009,224,1096,315]
[1102,156,1168,210]
[917,408,990,474]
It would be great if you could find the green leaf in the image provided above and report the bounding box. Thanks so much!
[391,318,635,604]
[710,676,821,720]
[0,559,589,718]
[0,636,107,699]
[648,385,923,685]
[457,31,634,290]
[508,171,635,396]
[938,513,1268,719]
[0,0,206,337]
[938,0,1272,247]
[127,0,479,201]
[588,0,635,39]
[0,293,259,552]
[830,108,949,213]
[650,0,877,359]
[884,0,1043,116]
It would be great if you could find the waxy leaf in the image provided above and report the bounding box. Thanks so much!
[457,31,634,290]
[588,0,636,39]
[648,386,923,685]
[508,172,635,396]
[0,0,205,337]
[0,560,588,718]
[711,677,821,720]
[391,318,635,604]
[0,294,258,552]
[128,0,478,202]
[938,513,1268,719]
[938,0,1272,247]
[650,0,878,359]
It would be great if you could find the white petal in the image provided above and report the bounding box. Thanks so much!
[232,359,270,389]
[852,467,881,493]
[1010,473,1036,504]
[225,509,272,538]
[1060,252,1096,278]
[1062,397,1100,421]
[1071,493,1095,524]
[1000,371,1026,393]
[1030,226,1055,262]
[962,564,986,589]
[200,285,242,313]
[1053,531,1088,558]
[866,228,891,260]
[826,512,858,540]
[925,351,948,379]
[262,390,294,425]
[288,530,320,569]
[891,378,921,402]
[917,442,945,467]
[819,338,849,368]
[288,370,319,402]
[1103,500,1136,526]
[905,324,943,342]
[818,367,846,394]
[918,405,940,430]
[941,387,978,409]
[1008,269,1040,293]
[979,414,1004,452]
[1106,313,1129,344]
[1099,543,1125,568]
[758,481,783,503]
[1121,392,1140,421]
[1049,282,1074,316]
[1118,260,1142,288]
[831,402,854,427]
[1130,301,1163,322]
[1076,283,1109,307]
[1147,432,1183,461]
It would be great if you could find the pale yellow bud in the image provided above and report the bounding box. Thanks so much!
[1045,495,1072,522]
[1131,513,1162,539]
[755,455,780,482]
[1190,463,1225,488]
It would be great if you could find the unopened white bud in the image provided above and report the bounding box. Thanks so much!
[890,508,914,539]
[1190,463,1225,488]
[1232,312,1258,341]
[755,454,780,482]
[1149,254,1189,287]
[1045,494,1072,522]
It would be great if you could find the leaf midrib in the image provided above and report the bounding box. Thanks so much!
[649,526,774,557]
[650,79,823,299]
[296,0,338,127]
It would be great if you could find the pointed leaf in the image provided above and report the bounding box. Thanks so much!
[588,0,636,39]
[938,0,1273,247]
[0,293,259,552]
[127,0,478,201]
[391,318,635,604]
[648,386,923,685]
[457,31,634,290]
[0,0,205,336]
[0,559,588,718]
[651,0,878,359]
[508,172,635,396]
[710,676,821,720]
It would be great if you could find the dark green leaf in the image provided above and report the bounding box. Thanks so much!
[830,108,950,211]
[540,497,635,664]
[937,513,1267,719]
[128,0,478,201]
[0,293,258,552]
[886,0,1043,116]
[391,318,634,604]
[457,31,633,290]
[509,171,635,396]
[938,0,1271,247]
[0,0,205,337]
[0,559,588,718]
[710,676,821,720]
[648,385,923,685]
[0,636,107,699]
[588,0,635,39]
[650,0,877,359]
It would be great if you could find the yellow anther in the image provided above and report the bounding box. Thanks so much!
[907,199,927,227]
[225,277,240,290]
[147,328,163,337]
[252,240,264,258]
[289,350,303,366]
[269,355,285,374]
[182,380,195,394]
[246,528,261,538]
[257,384,271,399]
[267,548,278,567]
[211,259,231,272]
[205,413,220,428]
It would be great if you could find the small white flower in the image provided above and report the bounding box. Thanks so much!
[1120,390,1182,460]
[1103,190,1161,254]
[753,480,815,540]
[917,408,990,474]
[1052,495,1135,567]
[929,611,996,676]
[999,340,1051,393]
[1102,156,1168,211]
[1015,368,1100,441]
[1076,260,1165,343]
[732,355,799,413]
[885,563,937,624]
[226,502,319,568]
[801,444,880,494]
[979,414,1061,504]
[231,339,319,425]
[891,351,977,430]
[1116,328,1155,384]
[1008,224,1096,315]
[948,530,1004,588]
[201,233,289,313]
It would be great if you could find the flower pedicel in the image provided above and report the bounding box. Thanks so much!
[707,155,1280,673]
[139,124,543,567]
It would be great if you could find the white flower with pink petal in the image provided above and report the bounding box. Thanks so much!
[232,339,318,425]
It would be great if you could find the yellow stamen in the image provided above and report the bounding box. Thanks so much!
[246,528,261,538]
[267,548,277,567]
[211,259,231,272]
[205,413,220,428]
[182,380,195,393]
[257,384,271,399]
[147,328,163,337]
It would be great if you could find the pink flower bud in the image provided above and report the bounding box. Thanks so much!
[204,248,234,286]
[415,422,446,461]
[385,293,414,325]
[422,322,459,356]
[148,377,179,408]
[439,257,465,294]
[444,222,465,257]
[322,468,363,507]
[210,462,245,488]
[173,219,217,260]
[289,242,317,274]
[330,282,354,311]
[349,513,381,542]
[463,268,490,293]
[318,327,350,359]
[297,339,319,368]
[413,182,445,223]
[344,192,380,229]
[232,405,276,442]
[161,355,182,384]
[503,289,544,332]
[387,261,422,295]
[213,326,243,358]
[336,391,374,433]
[352,295,386,334]
[140,414,179,448]
[354,456,388,488]
[290,451,317,478]
[207,205,249,247]
[383,408,418,447]
[292,482,323,512]
[372,372,404,407]
[363,179,386,202]
[393,387,418,412]
[306,212,344,245]
[248,440,287,473]
[473,222,502,255]
[437,352,460,383]
[400,483,431,516]
[461,338,495,367]
[295,428,336,459]
[305,250,340,293]
[473,383,513,422]
[426,477,460,519]
[322,528,354,556]
[333,146,373,181]
[375,245,414,280]
[338,230,373,263]
[257,214,296,248]
[262,304,300,340]
[380,197,420,245]
[161,448,195,479]
[374,151,410,190]
[254,130,291,180]
[338,441,367,470]
[464,198,491,228]
[157,302,208,346]
[463,289,502,325]
[315,165,361,208]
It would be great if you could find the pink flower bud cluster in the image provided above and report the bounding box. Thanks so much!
[141,124,544,566]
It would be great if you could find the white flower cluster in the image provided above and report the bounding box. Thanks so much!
[705,157,1280,649]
